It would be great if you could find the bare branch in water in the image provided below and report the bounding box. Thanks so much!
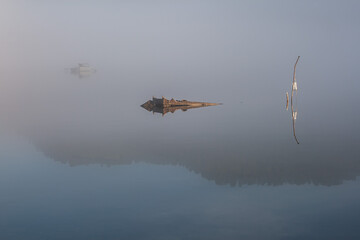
[291,56,300,144]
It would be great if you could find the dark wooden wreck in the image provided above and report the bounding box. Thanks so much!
[141,97,220,116]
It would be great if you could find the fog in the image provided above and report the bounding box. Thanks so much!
[1,1,360,239]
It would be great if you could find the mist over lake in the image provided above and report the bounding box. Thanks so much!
[1,1,360,239]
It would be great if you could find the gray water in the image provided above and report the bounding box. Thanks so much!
[1,1,360,239]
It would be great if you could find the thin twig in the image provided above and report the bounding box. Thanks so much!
[293,56,300,87]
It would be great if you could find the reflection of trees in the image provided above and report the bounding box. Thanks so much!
[34,135,360,187]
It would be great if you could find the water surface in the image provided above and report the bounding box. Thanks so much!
[1,1,360,239]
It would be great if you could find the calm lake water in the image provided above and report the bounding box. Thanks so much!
[1,1,360,240]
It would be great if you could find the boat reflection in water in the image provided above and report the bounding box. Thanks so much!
[141,96,221,116]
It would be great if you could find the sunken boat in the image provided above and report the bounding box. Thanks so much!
[141,97,220,115]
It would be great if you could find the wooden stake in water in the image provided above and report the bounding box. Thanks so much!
[286,92,289,110]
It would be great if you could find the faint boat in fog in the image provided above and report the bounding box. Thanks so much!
[66,63,96,78]
[70,63,96,73]
[141,96,221,116]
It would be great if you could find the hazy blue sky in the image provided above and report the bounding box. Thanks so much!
[1,0,359,71]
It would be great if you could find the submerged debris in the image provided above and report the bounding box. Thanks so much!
[141,97,221,116]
